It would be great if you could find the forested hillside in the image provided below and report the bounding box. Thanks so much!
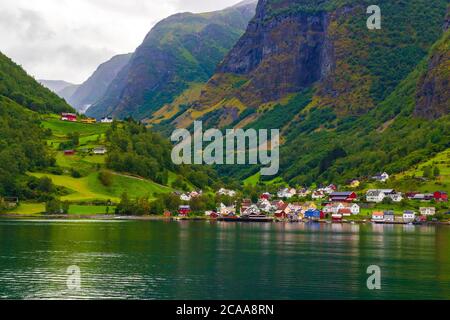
[0,52,73,114]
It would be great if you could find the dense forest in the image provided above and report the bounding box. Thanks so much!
[105,119,222,189]
[0,97,57,199]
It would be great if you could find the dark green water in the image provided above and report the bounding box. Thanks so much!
[0,219,449,300]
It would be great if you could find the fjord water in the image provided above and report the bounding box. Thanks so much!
[0,219,449,300]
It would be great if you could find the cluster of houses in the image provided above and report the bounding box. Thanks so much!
[60,113,113,124]
[64,146,107,156]
[176,190,203,202]
[371,208,437,224]
[172,182,447,223]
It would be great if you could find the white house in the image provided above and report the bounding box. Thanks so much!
[403,211,416,223]
[348,203,360,215]
[93,147,107,155]
[419,207,436,216]
[101,117,113,123]
[257,199,274,213]
[389,192,403,202]
[366,190,386,203]
[312,190,325,200]
[372,212,385,222]
[372,172,390,182]
[324,203,360,215]
[180,193,191,201]
[217,203,236,216]
[217,188,237,197]
[366,189,398,203]
[277,188,294,199]
[242,205,261,216]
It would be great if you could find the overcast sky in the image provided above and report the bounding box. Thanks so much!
[0,0,243,84]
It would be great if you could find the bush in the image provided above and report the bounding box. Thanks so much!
[98,171,114,187]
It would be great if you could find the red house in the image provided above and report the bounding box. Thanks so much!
[61,113,77,122]
[178,205,191,217]
[329,192,357,202]
[274,203,289,219]
[434,191,448,202]
[64,150,76,156]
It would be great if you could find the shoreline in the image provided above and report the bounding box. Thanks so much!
[0,213,449,226]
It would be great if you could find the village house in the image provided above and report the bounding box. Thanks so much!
[366,189,402,203]
[101,117,113,123]
[296,188,310,198]
[303,202,318,211]
[240,199,253,215]
[257,199,274,213]
[277,188,295,199]
[329,192,357,203]
[419,207,436,216]
[180,193,191,202]
[217,203,236,216]
[332,213,343,222]
[274,203,291,219]
[372,212,385,222]
[81,117,96,124]
[271,200,285,211]
[64,150,76,156]
[2,197,19,208]
[217,188,237,197]
[372,172,390,182]
[61,113,77,122]
[178,205,191,217]
[93,147,107,155]
[434,191,448,202]
[384,211,395,222]
[242,204,262,216]
[403,211,416,223]
[205,210,220,219]
[260,192,272,200]
[304,209,322,221]
[323,203,360,215]
[163,210,172,218]
[317,184,337,195]
[348,179,361,188]
[338,208,352,217]
[407,193,434,201]
[312,190,325,200]
[288,203,303,214]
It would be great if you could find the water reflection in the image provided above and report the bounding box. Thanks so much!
[0,220,448,300]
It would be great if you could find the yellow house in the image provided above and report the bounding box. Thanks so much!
[349,179,360,188]
[81,118,97,124]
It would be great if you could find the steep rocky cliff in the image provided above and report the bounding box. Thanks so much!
[171,0,448,129]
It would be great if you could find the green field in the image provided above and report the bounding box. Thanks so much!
[9,203,45,215]
[68,205,115,215]
[41,118,109,138]
[30,172,172,203]
[392,148,450,193]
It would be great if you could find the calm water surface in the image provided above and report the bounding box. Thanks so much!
[0,219,449,300]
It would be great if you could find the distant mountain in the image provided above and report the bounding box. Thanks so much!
[68,53,132,113]
[57,83,80,102]
[86,0,257,120]
[0,52,73,114]
[39,80,76,94]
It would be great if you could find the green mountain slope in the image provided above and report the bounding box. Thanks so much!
[0,52,73,114]
[86,1,257,120]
